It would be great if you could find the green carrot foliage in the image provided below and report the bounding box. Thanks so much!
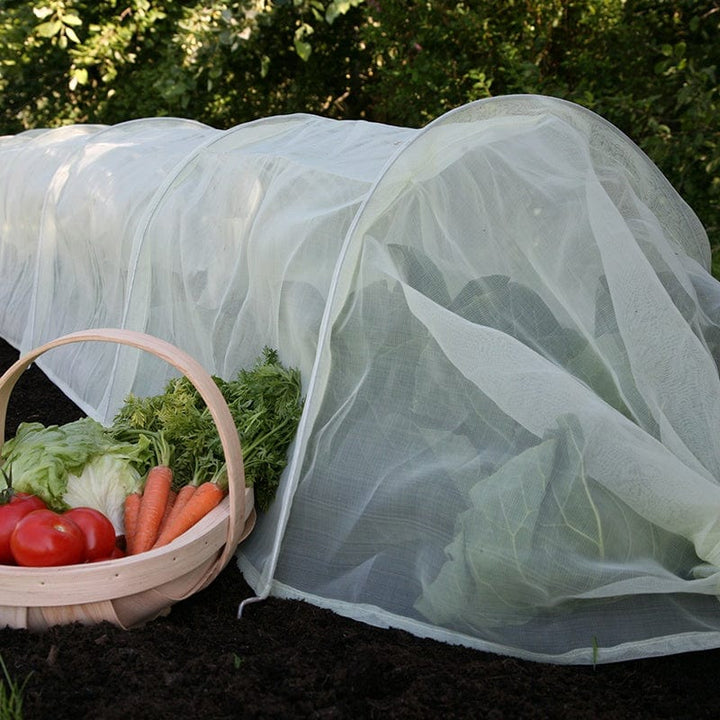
[112,347,304,512]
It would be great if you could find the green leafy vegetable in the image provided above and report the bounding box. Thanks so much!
[111,347,304,512]
[0,417,151,528]
[415,413,695,629]
[63,454,145,534]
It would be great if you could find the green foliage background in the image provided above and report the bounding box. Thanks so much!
[1,0,718,269]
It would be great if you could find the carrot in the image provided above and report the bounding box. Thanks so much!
[152,481,224,548]
[123,492,142,555]
[157,489,177,534]
[132,465,173,554]
[153,484,196,548]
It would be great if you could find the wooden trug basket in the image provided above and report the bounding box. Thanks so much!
[0,328,255,630]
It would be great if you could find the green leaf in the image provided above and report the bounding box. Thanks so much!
[260,55,271,78]
[293,23,314,62]
[35,20,62,38]
[65,25,80,43]
[294,38,311,61]
[325,0,363,25]
[416,433,559,628]
[68,67,88,90]
[32,6,54,20]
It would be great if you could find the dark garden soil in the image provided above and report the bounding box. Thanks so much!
[1,337,720,719]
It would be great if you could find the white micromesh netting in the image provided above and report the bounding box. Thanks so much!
[2,95,720,663]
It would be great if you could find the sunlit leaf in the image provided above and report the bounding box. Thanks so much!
[35,20,62,38]
[69,67,88,90]
[325,0,364,25]
[293,22,314,62]
[32,6,54,20]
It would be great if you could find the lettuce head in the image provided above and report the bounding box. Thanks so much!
[1,417,151,532]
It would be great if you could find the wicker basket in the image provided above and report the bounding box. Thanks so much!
[0,328,256,630]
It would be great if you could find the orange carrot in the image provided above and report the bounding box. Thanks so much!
[152,481,224,548]
[156,489,177,535]
[123,492,142,555]
[153,484,196,548]
[132,465,173,554]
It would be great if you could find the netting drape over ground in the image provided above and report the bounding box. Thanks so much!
[2,95,720,663]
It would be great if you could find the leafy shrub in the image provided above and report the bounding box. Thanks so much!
[0,0,717,264]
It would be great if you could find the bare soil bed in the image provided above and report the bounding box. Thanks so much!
[1,337,718,719]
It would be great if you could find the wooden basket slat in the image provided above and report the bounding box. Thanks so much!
[0,605,28,629]
[110,589,174,630]
[35,600,123,629]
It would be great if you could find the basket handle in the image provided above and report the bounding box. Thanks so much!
[0,328,248,570]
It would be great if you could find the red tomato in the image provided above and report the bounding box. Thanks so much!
[10,509,86,567]
[64,507,116,561]
[0,493,46,564]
